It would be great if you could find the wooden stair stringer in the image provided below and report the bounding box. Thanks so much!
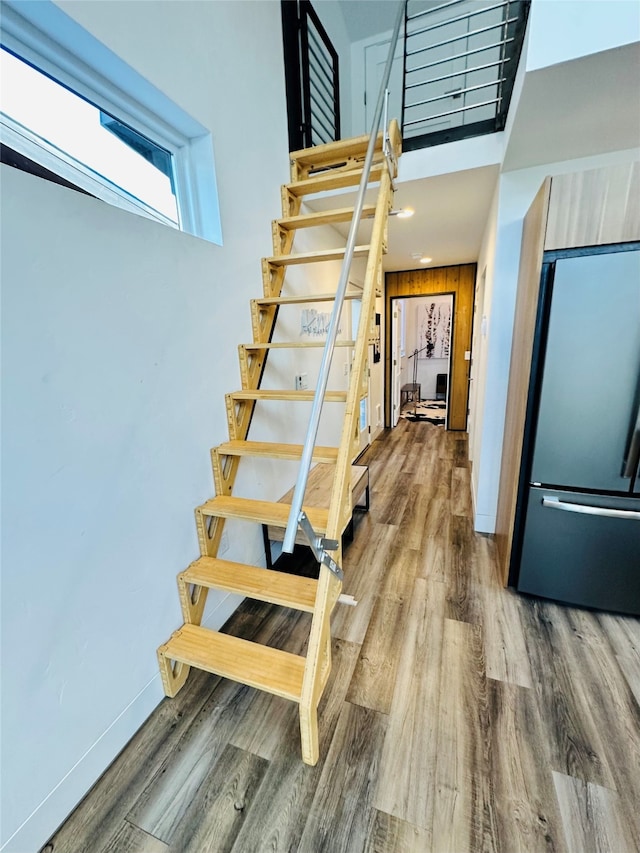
[157,123,402,768]
[208,185,304,515]
[297,122,400,766]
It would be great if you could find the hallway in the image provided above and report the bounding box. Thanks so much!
[43,422,640,853]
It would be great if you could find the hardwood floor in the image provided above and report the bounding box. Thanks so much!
[42,420,640,853]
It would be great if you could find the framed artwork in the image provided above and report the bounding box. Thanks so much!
[420,300,451,359]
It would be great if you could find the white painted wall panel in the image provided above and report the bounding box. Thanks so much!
[0,2,337,850]
[526,0,640,72]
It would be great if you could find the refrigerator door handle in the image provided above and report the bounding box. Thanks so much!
[542,496,640,520]
[622,405,640,479]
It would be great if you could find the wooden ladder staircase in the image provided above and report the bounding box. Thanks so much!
[157,122,401,765]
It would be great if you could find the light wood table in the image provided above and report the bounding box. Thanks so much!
[263,463,370,569]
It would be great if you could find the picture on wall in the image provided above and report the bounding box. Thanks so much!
[420,300,451,359]
[300,308,340,337]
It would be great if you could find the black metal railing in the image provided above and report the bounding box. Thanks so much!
[281,0,340,151]
[402,0,530,150]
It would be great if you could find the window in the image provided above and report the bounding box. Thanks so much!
[1,48,179,227]
[0,0,222,243]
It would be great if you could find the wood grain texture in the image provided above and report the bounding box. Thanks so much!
[374,578,446,835]
[365,811,433,853]
[613,652,640,708]
[482,587,534,688]
[38,669,222,853]
[446,514,482,624]
[494,178,550,585]
[385,264,476,430]
[431,618,496,853]
[545,161,640,250]
[45,423,640,853]
[128,679,255,841]
[451,465,473,517]
[229,640,361,852]
[297,702,386,852]
[346,543,418,713]
[519,600,615,790]
[160,744,268,852]
[488,680,567,852]
[102,821,169,853]
[556,608,640,850]
[552,772,632,853]
[331,520,398,644]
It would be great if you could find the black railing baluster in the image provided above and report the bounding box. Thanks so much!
[401,0,530,151]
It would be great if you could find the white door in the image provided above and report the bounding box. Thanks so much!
[392,301,403,427]
[351,299,371,456]
[363,37,404,130]
[358,352,372,455]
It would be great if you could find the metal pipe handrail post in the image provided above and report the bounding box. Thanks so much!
[282,0,406,554]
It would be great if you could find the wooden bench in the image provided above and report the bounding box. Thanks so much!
[262,463,370,569]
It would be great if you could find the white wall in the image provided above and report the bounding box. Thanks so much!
[0,2,316,850]
[526,0,640,71]
[467,204,495,473]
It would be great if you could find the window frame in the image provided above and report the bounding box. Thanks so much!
[0,0,222,244]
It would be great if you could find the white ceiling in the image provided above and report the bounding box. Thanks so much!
[504,41,640,170]
[306,163,499,272]
[385,165,500,270]
[336,0,399,41]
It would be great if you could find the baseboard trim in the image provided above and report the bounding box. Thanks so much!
[474,513,496,534]
[2,593,242,853]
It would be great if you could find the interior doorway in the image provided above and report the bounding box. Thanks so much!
[385,264,476,431]
[392,293,454,427]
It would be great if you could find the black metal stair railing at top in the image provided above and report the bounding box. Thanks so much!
[402,0,531,151]
[281,0,341,151]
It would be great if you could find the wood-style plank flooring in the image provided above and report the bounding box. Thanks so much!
[42,420,640,853]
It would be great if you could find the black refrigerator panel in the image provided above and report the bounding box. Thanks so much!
[518,487,640,614]
[530,250,640,494]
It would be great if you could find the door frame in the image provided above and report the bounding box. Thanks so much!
[391,292,455,427]
[385,264,476,431]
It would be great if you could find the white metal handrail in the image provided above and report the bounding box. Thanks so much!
[282,0,406,556]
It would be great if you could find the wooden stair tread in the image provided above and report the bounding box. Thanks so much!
[276,205,376,231]
[242,341,355,350]
[286,163,383,197]
[181,557,317,612]
[254,293,361,306]
[266,245,369,266]
[216,440,339,463]
[228,390,347,402]
[159,624,305,701]
[289,131,383,168]
[199,495,329,531]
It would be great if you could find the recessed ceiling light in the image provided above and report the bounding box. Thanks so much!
[396,207,414,219]
[420,256,432,264]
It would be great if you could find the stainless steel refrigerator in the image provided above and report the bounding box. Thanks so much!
[513,245,640,615]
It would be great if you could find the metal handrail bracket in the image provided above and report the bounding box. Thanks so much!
[282,0,406,559]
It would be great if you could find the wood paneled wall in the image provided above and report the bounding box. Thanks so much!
[545,161,640,250]
[385,264,476,431]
